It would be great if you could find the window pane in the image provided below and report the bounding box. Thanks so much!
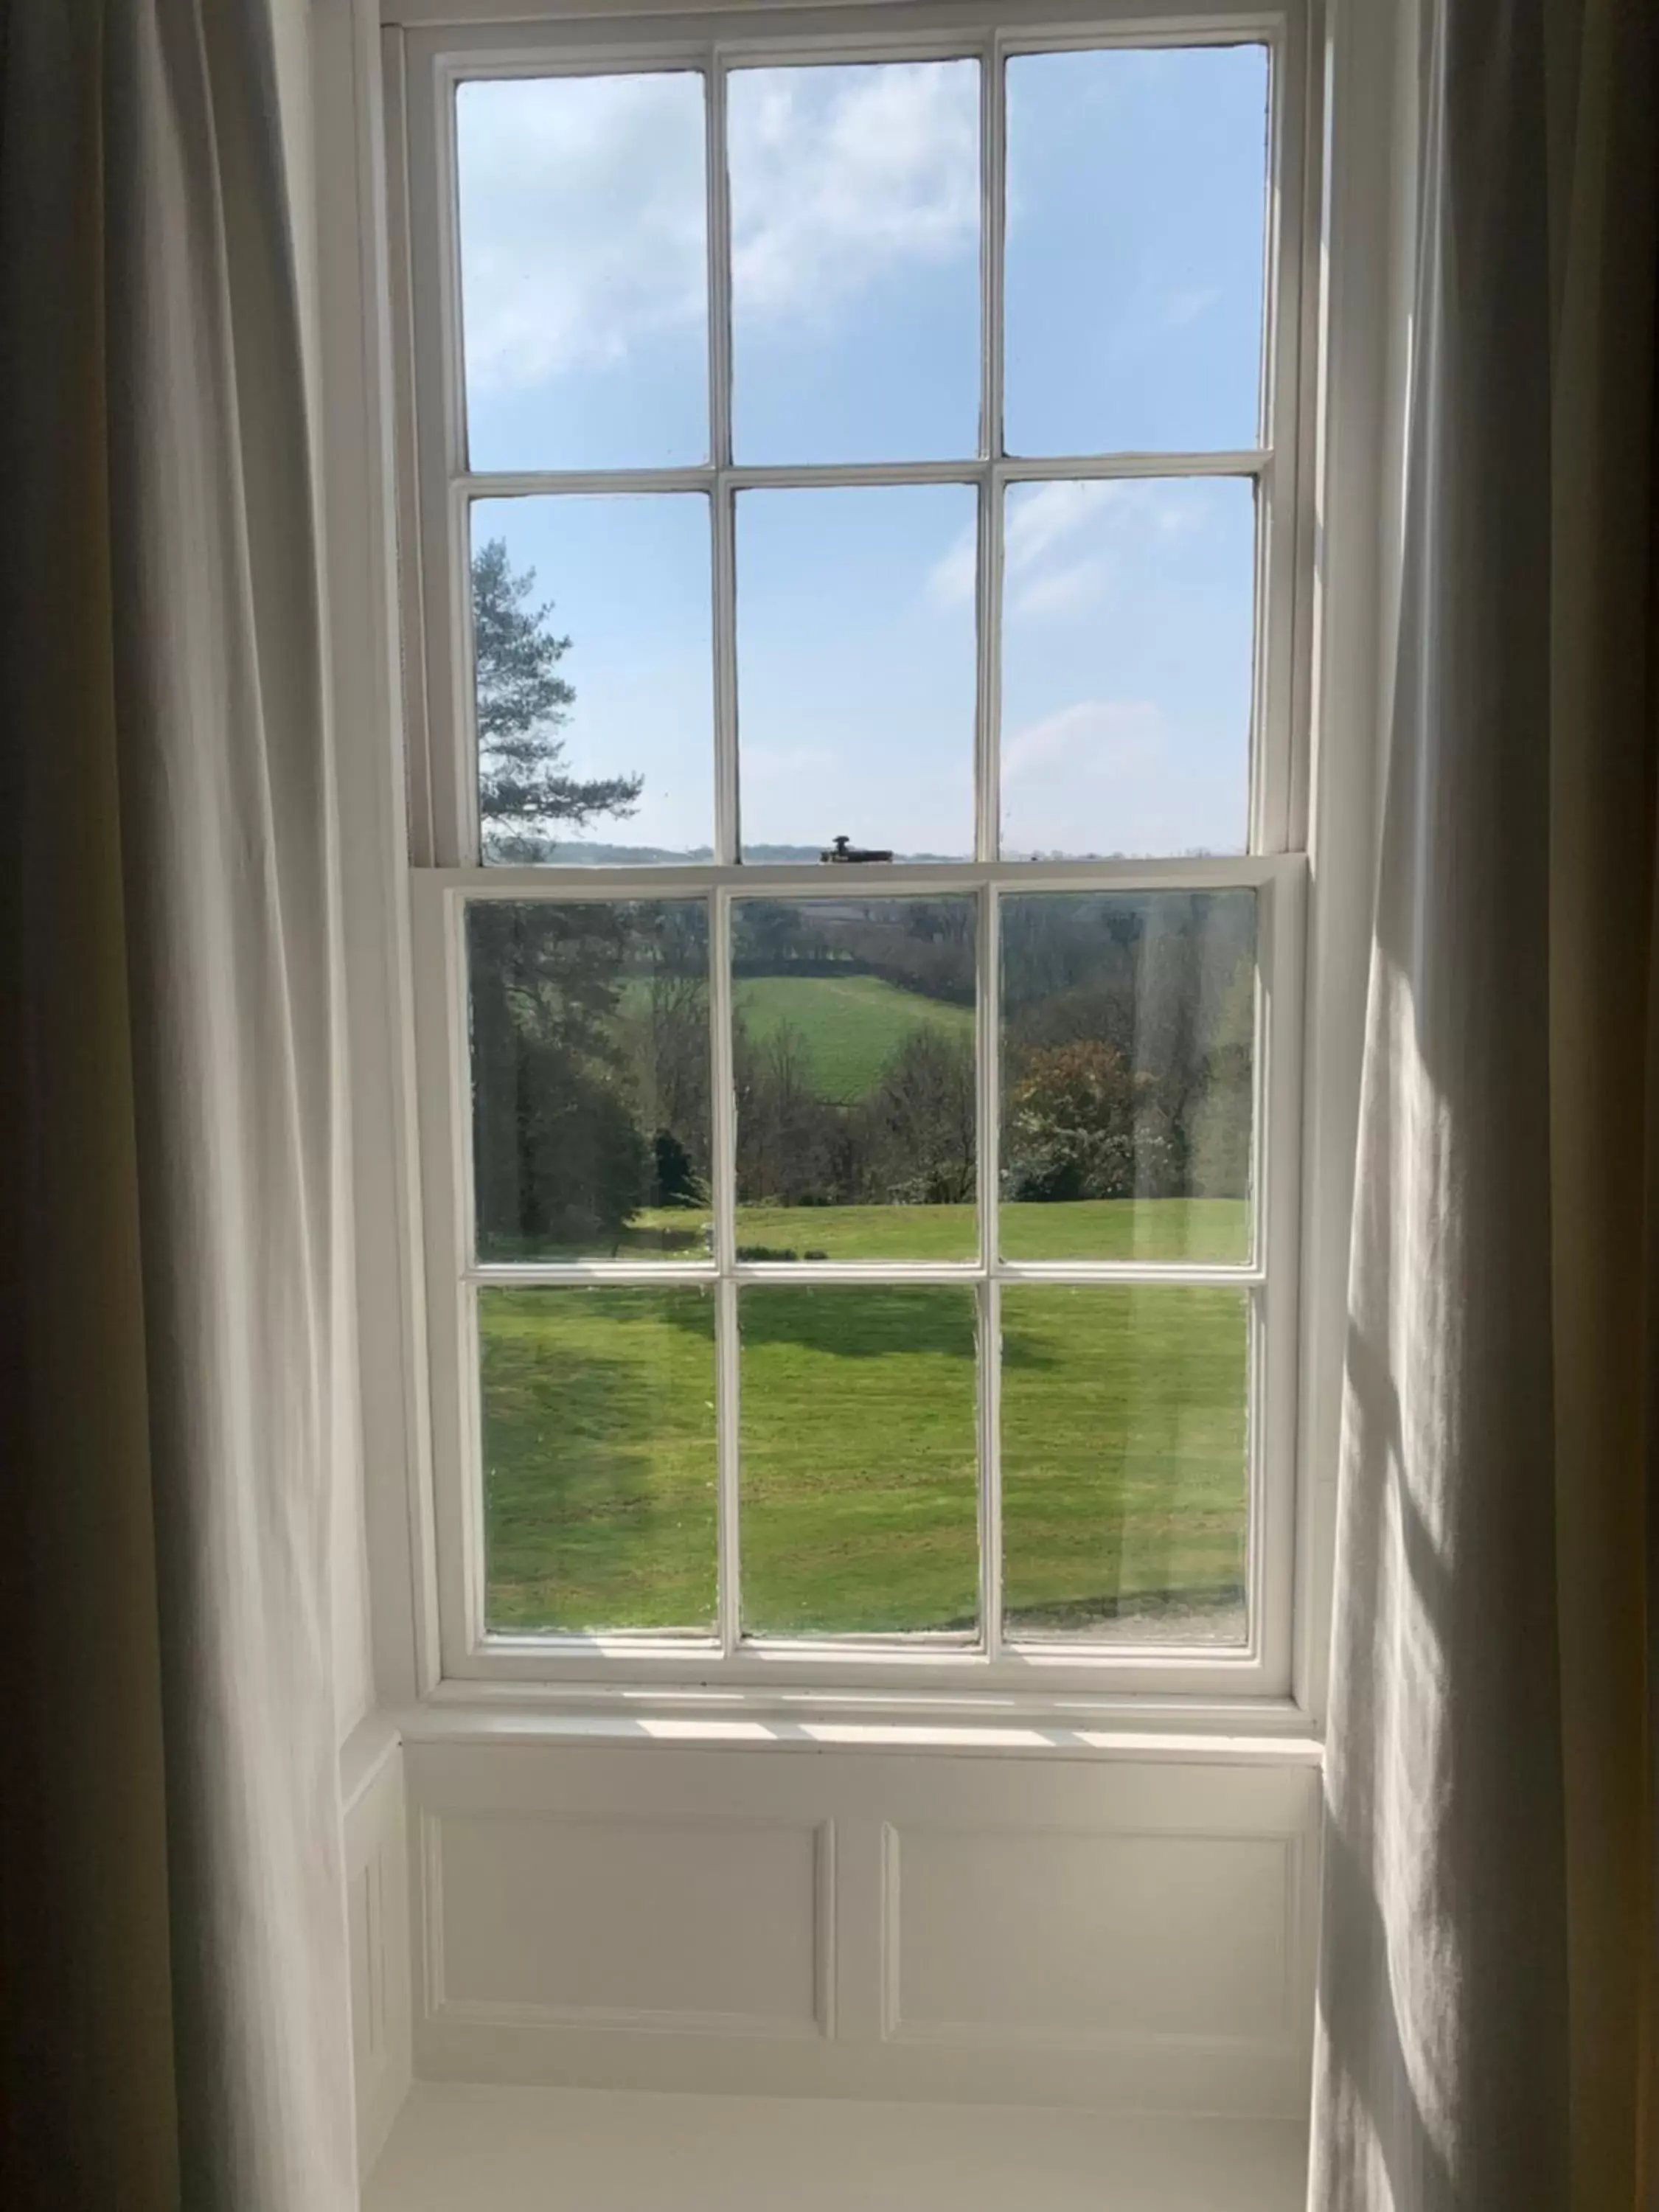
[736,486,976,860]
[998,478,1255,860]
[1004,46,1268,456]
[469,900,711,1260]
[472,498,713,864]
[481,1287,717,1633]
[999,892,1253,1262]
[733,898,976,1260]
[728,60,980,463]
[456,73,708,470]
[740,1287,978,1635]
[1001,1286,1248,1644]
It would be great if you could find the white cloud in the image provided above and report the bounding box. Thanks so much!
[928,479,1122,617]
[740,742,838,781]
[728,63,978,327]
[1001,697,1241,857]
[1011,557,1107,619]
[1161,284,1223,331]
[1004,479,1123,613]
[457,74,708,395]
[928,476,1212,619]
[925,526,977,611]
[1004,477,1119,568]
[1002,698,1164,788]
[456,62,978,402]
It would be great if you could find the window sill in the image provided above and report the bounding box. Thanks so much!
[395,1678,1324,1764]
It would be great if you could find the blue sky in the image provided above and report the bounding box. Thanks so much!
[456,46,1266,860]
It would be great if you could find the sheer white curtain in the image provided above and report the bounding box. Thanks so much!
[0,2,358,2205]
[1311,0,1656,2202]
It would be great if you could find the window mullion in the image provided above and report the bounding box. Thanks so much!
[712,487,739,864]
[711,887,742,1653]
[978,884,1002,1652]
[717,1275,742,1655]
[706,53,732,479]
[707,56,740,869]
[979,1276,1004,1659]
[1246,1280,1267,1668]
[980,32,1006,474]
[974,32,1006,871]
[973,41,1006,1655]
[707,61,742,1655]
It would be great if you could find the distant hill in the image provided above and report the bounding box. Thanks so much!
[507,841,1231,866]
[529,842,970,866]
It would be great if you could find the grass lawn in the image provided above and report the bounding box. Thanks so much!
[480,1200,1250,1645]
[732,973,973,1099]
[481,1285,720,1632]
[627,1194,1250,1265]
[1000,1284,1246,1641]
[737,1286,980,1635]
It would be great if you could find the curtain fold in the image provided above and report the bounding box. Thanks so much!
[1310,0,1657,2202]
[0,3,358,2206]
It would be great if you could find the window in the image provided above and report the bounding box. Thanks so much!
[397,0,1310,1696]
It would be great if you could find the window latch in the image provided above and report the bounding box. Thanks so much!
[821,834,894,864]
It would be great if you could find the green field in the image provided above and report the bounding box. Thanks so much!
[480,1199,1250,1646]
[733,972,973,1098]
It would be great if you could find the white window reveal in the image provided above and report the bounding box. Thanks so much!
[394,1,1312,1698]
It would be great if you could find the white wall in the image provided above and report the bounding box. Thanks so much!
[345,1726,415,2177]
[405,1731,1321,2115]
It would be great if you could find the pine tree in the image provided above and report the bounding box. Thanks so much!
[468,539,650,1248]
[471,537,642,860]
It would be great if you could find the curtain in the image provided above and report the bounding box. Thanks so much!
[1310,0,1657,2202]
[0,4,358,2207]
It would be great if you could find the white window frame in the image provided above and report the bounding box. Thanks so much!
[385,0,1321,1705]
